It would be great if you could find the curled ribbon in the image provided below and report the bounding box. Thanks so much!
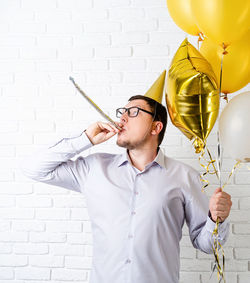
[210,133,241,282]
[193,138,218,192]
[210,160,241,282]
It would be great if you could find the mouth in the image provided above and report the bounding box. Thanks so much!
[118,127,126,135]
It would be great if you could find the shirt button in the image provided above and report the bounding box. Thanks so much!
[128,234,133,238]
[131,211,136,215]
[125,259,131,264]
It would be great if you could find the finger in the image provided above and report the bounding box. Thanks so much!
[108,122,120,132]
[97,130,117,142]
[214,199,232,208]
[106,122,120,132]
[210,212,223,222]
[221,192,232,200]
[211,203,230,212]
[211,203,224,211]
[95,128,117,141]
[214,187,222,194]
[216,211,230,220]
[99,122,117,132]
[211,201,232,211]
[105,131,117,139]
[211,211,228,221]
[215,194,231,201]
[112,121,122,128]
[104,123,120,133]
[214,190,231,198]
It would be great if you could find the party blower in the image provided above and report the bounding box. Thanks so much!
[69,77,122,131]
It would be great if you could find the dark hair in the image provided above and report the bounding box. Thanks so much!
[128,95,167,146]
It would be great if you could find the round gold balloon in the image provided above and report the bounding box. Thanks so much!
[191,0,250,47]
[166,0,200,36]
[200,33,250,94]
[166,39,219,151]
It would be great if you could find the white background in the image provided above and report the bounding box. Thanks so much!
[0,0,249,282]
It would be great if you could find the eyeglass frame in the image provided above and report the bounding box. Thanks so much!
[116,106,155,118]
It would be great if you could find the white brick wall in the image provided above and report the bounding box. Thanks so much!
[0,0,249,282]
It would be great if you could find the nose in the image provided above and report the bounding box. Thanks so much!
[120,111,128,124]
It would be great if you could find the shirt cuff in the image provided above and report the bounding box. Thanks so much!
[69,130,93,154]
[205,214,229,240]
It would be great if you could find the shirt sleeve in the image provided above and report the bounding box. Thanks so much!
[184,172,230,254]
[19,130,93,193]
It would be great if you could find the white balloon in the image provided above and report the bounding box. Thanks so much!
[219,91,250,162]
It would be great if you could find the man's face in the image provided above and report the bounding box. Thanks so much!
[116,99,155,150]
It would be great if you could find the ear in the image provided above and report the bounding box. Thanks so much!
[151,121,163,136]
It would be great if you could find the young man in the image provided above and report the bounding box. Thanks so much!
[20,71,232,283]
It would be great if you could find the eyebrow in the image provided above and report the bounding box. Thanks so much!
[127,105,144,108]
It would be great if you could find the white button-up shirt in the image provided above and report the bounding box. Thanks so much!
[20,131,230,283]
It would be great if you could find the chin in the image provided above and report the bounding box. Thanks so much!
[116,137,135,150]
[117,142,135,150]
[117,135,143,150]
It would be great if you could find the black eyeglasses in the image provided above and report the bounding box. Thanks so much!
[116,106,154,118]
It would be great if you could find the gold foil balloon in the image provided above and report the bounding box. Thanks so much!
[166,0,200,36]
[191,0,250,47]
[200,33,250,94]
[166,39,219,152]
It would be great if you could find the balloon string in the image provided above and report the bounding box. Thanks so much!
[210,160,241,282]
[219,43,228,101]
[210,42,235,283]
[221,161,241,190]
[219,45,224,95]
[217,131,222,188]
[217,43,228,189]
[210,131,227,282]
[197,142,218,192]
[197,32,204,50]
[199,152,209,191]
[211,219,226,283]
[206,146,219,180]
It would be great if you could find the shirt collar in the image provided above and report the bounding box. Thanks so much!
[117,147,165,169]
[117,150,131,167]
[153,147,165,168]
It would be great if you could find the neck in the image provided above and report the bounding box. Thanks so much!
[128,147,158,171]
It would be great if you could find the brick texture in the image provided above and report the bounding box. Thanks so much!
[0,0,249,282]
